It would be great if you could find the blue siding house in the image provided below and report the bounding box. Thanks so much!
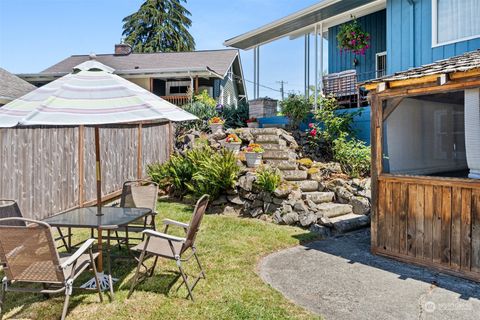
[326,0,480,80]
[224,0,480,143]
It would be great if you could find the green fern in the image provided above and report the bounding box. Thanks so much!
[255,166,282,193]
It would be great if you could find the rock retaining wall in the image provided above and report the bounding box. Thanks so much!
[176,127,371,235]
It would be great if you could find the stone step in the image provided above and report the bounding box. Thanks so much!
[302,191,335,204]
[257,143,285,151]
[251,128,279,136]
[292,180,319,192]
[330,213,370,233]
[255,135,280,143]
[262,150,292,160]
[282,170,308,181]
[264,160,298,170]
[317,203,353,218]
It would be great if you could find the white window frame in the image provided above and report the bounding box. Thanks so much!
[375,51,387,78]
[166,80,191,96]
[432,0,480,47]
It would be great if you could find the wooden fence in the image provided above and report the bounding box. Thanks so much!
[0,122,171,220]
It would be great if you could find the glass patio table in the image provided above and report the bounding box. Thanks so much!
[43,206,151,296]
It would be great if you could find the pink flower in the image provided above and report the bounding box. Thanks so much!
[310,129,317,137]
[308,123,314,128]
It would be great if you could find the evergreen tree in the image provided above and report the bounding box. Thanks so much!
[122,0,195,53]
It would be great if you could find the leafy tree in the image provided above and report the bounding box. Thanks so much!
[122,0,195,53]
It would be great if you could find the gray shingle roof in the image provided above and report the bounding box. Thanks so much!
[362,49,480,85]
[0,68,36,102]
[42,49,239,77]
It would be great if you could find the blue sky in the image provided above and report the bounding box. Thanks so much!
[0,0,323,100]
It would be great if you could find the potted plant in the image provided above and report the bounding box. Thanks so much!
[209,117,225,132]
[336,16,370,55]
[246,117,259,128]
[244,143,264,168]
[224,134,242,154]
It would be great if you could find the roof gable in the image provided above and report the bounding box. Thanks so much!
[0,68,36,102]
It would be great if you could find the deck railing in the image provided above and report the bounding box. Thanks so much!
[161,95,191,106]
[322,69,385,107]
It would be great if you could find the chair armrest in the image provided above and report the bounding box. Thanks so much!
[142,229,185,242]
[60,238,95,269]
[163,218,189,229]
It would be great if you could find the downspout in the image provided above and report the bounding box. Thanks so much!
[407,0,416,68]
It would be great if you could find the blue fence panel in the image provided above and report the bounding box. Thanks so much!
[257,106,371,145]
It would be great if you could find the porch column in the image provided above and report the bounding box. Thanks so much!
[314,24,318,110]
[319,22,324,101]
[253,46,260,99]
[253,47,257,99]
[194,76,199,95]
[256,46,260,98]
[304,34,310,98]
[465,88,480,179]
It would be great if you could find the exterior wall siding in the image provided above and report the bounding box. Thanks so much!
[387,0,480,75]
[328,10,387,82]
[218,73,238,106]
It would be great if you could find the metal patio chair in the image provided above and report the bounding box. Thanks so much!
[0,200,25,268]
[0,200,24,226]
[111,180,159,249]
[0,217,103,320]
[127,194,209,301]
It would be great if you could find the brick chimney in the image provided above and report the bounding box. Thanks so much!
[114,43,132,56]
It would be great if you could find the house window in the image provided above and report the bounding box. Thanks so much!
[432,0,480,46]
[376,52,387,78]
[228,67,233,81]
[166,80,190,96]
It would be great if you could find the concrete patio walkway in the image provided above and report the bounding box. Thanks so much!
[259,230,480,320]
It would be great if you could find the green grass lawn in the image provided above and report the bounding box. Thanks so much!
[1,199,321,320]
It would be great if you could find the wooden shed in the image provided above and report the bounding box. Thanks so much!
[363,50,480,281]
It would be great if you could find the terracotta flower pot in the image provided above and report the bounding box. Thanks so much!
[225,142,242,154]
[247,122,259,128]
[245,152,263,168]
[210,123,223,132]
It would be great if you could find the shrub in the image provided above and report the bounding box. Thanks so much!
[194,89,217,107]
[147,147,240,199]
[280,94,311,129]
[332,134,371,177]
[187,148,240,198]
[308,95,360,160]
[255,166,282,193]
[222,101,249,129]
[146,153,194,197]
[178,101,217,133]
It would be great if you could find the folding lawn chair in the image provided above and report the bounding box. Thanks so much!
[127,194,209,301]
[0,217,103,320]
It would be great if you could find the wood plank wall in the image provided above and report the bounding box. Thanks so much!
[374,177,480,280]
[0,123,170,220]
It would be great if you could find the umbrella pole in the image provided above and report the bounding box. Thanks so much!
[94,126,104,274]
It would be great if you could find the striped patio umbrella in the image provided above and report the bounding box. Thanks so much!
[0,61,197,288]
[0,60,197,126]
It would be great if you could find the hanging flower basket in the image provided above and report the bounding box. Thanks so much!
[337,16,370,55]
